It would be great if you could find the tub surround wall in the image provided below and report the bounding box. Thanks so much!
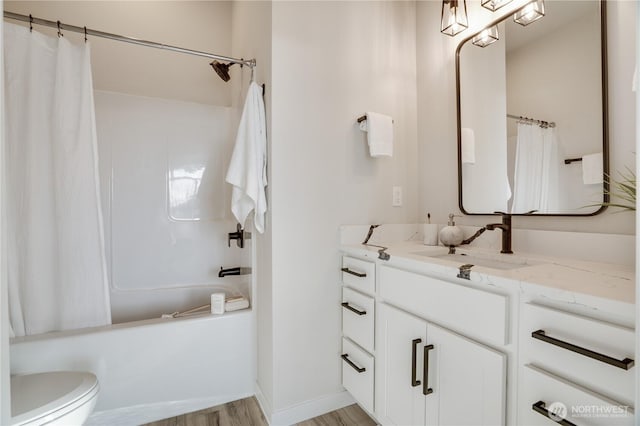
[417,0,637,234]
[95,91,249,323]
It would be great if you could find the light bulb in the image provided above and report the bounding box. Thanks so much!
[513,0,545,26]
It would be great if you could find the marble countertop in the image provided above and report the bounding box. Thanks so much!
[341,241,635,306]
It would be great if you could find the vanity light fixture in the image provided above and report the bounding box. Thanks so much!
[513,0,545,26]
[441,0,468,37]
[472,25,499,48]
[481,0,513,12]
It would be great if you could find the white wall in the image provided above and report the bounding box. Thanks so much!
[418,0,636,235]
[267,1,418,421]
[0,0,11,422]
[229,0,274,416]
[4,1,234,106]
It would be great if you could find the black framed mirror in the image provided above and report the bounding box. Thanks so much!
[455,0,608,216]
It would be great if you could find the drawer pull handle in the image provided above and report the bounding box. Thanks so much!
[341,267,367,278]
[341,302,366,316]
[532,401,577,426]
[423,344,434,395]
[341,353,366,373]
[532,329,635,370]
[411,339,422,387]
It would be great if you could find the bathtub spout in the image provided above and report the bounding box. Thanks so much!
[219,267,240,277]
[218,267,252,277]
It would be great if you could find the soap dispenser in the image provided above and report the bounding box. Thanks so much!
[438,213,464,247]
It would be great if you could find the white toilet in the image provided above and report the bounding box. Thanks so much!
[11,371,99,426]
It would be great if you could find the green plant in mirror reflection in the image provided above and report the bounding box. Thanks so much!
[601,168,636,212]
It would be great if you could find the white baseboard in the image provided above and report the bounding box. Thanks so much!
[255,385,355,426]
[254,383,274,423]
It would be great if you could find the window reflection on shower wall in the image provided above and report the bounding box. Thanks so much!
[95,91,250,323]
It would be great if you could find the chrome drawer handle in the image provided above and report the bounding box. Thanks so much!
[341,353,366,373]
[532,401,577,426]
[531,329,634,370]
[341,302,366,316]
[341,267,366,278]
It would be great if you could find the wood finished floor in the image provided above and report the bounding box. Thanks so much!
[143,397,376,426]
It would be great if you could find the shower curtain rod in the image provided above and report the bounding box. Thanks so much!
[3,11,256,68]
[507,113,556,128]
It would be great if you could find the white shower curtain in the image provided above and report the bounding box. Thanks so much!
[4,23,111,336]
[511,123,560,214]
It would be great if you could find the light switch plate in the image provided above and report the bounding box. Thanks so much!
[392,186,402,207]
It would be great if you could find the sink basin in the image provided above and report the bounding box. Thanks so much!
[412,250,541,270]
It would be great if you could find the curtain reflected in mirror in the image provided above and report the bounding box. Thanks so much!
[456,0,607,216]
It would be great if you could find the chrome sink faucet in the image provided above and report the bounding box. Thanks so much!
[486,212,513,254]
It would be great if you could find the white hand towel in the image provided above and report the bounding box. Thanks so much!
[582,152,603,185]
[461,128,476,164]
[226,81,267,233]
[366,112,393,157]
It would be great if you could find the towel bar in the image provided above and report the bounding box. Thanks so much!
[357,115,394,124]
[564,158,583,164]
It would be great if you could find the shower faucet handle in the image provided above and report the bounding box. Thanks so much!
[228,223,251,248]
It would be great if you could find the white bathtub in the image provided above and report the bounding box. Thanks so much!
[10,310,256,426]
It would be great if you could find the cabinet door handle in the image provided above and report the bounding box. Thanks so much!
[341,353,366,373]
[422,344,434,395]
[341,302,366,316]
[532,401,577,426]
[532,329,635,370]
[341,267,367,278]
[411,339,422,387]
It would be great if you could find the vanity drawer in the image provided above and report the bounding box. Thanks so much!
[342,337,374,414]
[379,266,508,346]
[518,364,634,426]
[342,256,375,295]
[521,303,635,405]
[342,287,375,353]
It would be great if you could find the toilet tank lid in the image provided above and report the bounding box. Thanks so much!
[11,371,98,419]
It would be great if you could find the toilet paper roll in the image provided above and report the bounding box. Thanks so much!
[423,224,439,246]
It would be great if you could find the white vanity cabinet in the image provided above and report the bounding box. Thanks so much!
[340,255,376,414]
[376,303,506,426]
[518,302,635,425]
[374,265,508,426]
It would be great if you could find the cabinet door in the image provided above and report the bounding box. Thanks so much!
[376,304,428,426]
[425,323,506,426]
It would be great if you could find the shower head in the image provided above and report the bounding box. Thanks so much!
[210,60,234,82]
